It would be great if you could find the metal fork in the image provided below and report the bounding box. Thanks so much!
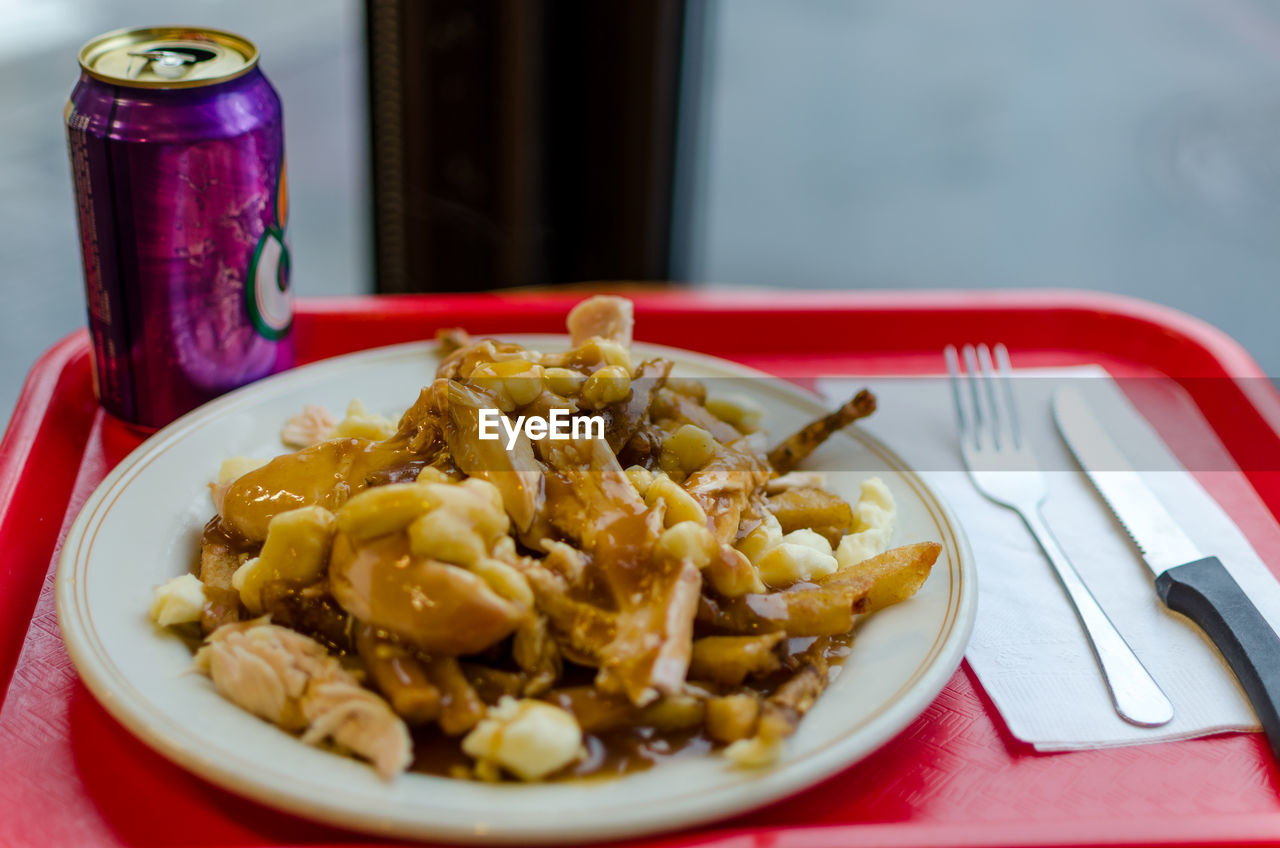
[946,344,1173,728]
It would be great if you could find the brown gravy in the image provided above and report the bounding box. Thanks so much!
[407,631,856,781]
[408,725,715,782]
[221,437,426,540]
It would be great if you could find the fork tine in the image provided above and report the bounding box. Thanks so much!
[976,344,1005,450]
[994,343,1021,448]
[961,344,986,450]
[944,345,970,445]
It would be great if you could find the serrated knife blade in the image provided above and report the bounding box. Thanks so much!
[1052,388,1202,576]
[1053,386,1280,761]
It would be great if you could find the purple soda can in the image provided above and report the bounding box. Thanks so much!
[65,26,294,429]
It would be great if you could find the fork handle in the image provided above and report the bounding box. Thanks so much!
[1020,507,1175,727]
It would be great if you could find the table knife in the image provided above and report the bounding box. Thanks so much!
[1053,386,1280,758]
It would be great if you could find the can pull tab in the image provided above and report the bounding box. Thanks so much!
[125,46,217,80]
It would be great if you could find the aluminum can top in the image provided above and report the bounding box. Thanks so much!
[78,26,258,89]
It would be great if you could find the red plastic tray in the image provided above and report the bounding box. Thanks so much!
[4,290,1280,848]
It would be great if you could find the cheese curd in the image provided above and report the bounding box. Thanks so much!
[232,505,337,613]
[704,394,764,433]
[645,473,708,528]
[149,574,206,626]
[835,476,896,570]
[755,529,839,587]
[217,456,269,485]
[461,696,583,781]
[723,735,783,767]
[743,478,896,587]
[736,512,783,563]
[332,398,397,441]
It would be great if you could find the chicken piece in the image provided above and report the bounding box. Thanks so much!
[683,440,771,546]
[445,380,546,537]
[195,620,411,779]
[391,378,452,453]
[767,390,876,475]
[540,437,700,705]
[539,539,588,584]
[300,682,414,779]
[510,614,561,695]
[523,565,617,667]
[437,327,472,356]
[602,549,701,706]
[567,294,634,348]
[281,404,337,448]
[604,358,673,452]
[436,337,537,382]
[539,436,650,553]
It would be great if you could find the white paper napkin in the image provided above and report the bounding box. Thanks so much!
[819,366,1280,750]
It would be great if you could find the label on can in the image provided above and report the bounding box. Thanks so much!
[246,157,293,340]
[65,100,136,418]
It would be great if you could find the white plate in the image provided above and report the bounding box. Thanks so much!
[56,337,975,845]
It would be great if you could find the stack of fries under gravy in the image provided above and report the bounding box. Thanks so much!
[148,296,940,782]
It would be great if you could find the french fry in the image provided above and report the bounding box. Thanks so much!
[356,625,442,724]
[824,541,940,614]
[767,389,876,474]
[697,581,869,636]
[767,487,855,547]
[705,693,760,744]
[688,633,785,687]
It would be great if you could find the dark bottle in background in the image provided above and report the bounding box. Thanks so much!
[365,0,693,293]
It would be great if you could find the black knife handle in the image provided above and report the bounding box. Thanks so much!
[1155,556,1280,761]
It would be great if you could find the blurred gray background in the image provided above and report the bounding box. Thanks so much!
[679,0,1280,367]
[2,0,1278,427]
